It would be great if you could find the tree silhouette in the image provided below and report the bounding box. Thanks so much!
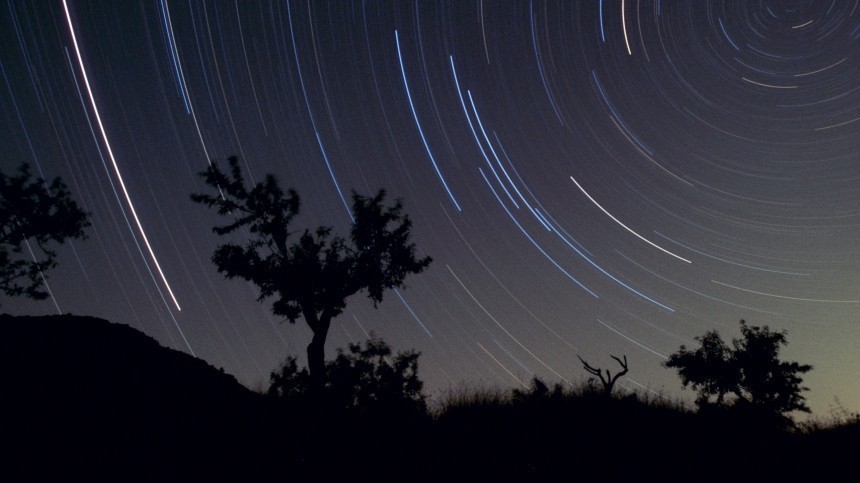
[268,334,426,415]
[665,320,812,426]
[0,163,89,304]
[577,354,628,397]
[191,156,431,384]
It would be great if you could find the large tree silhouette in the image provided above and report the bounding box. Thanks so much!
[0,163,89,304]
[665,320,812,426]
[191,157,431,384]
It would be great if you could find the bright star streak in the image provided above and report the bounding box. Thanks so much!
[569,176,691,264]
[63,0,182,312]
[63,48,196,355]
[466,90,519,208]
[286,1,352,219]
[599,0,605,42]
[592,71,653,156]
[395,288,433,338]
[617,251,780,315]
[718,18,740,51]
[654,232,809,276]
[451,57,530,215]
[621,0,632,55]
[741,78,798,89]
[158,0,191,114]
[395,30,462,212]
[461,127,672,311]
[24,239,61,314]
[545,218,675,311]
[491,150,674,309]
[159,0,214,163]
[483,169,598,297]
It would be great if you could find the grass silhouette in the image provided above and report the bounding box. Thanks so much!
[2,314,857,482]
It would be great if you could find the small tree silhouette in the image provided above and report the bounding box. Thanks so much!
[192,157,431,385]
[577,354,628,397]
[665,320,812,426]
[0,163,89,304]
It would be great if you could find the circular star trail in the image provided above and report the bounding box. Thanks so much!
[2,0,860,414]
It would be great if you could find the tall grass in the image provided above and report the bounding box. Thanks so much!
[432,377,688,418]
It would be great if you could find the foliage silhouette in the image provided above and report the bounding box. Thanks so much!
[266,335,429,481]
[268,334,426,416]
[434,379,698,482]
[512,377,565,403]
[191,156,431,384]
[0,163,89,304]
[665,319,812,427]
[5,313,859,481]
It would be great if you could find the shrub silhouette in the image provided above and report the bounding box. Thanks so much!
[665,319,812,427]
[266,336,429,481]
[268,334,426,416]
[6,313,857,481]
[0,163,89,304]
[511,377,565,403]
[191,156,431,385]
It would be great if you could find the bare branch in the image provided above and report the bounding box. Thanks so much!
[578,354,629,396]
[607,354,629,389]
[577,355,599,375]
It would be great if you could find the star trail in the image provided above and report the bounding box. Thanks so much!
[3,0,860,415]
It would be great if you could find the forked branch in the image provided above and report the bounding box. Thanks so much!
[577,354,628,396]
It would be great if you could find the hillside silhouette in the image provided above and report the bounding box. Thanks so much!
[2,314,858,482]
[0,314,265,481]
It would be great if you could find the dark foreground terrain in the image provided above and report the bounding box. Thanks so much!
[2,314,857,482]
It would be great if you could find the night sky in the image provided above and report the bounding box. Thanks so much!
[3,0,860,416]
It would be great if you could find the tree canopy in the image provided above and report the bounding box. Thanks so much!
[191,156,431,382]
[0,163,89,304]
[665,320,812,425]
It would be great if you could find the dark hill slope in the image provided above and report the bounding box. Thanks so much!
[2,313,858,482]
[0,314,267,481]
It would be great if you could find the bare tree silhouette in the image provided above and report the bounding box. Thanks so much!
[577,354,628,396]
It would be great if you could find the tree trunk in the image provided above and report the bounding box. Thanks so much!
[306,312,331,389]
[307,331,327,387]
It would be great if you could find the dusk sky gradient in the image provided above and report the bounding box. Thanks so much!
[3,0,860,416]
